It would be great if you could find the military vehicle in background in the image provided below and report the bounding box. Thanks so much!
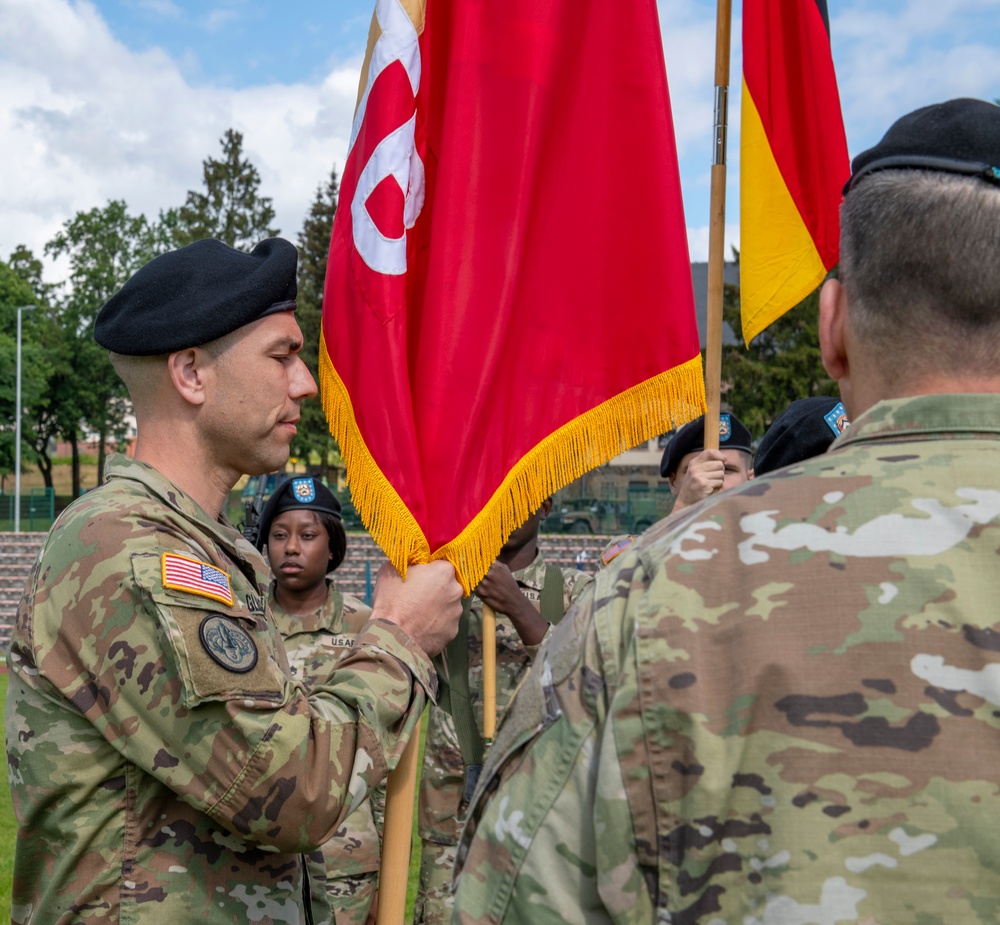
[545,483,675,535]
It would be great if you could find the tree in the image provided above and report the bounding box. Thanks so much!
[175,129,279,251]
[720,251,837,439]
[8,245,53,303]
[0,261,53,492]
[45,201,168,496]
[292,166,343,479]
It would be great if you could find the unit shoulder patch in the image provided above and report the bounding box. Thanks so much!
[199,613,258,673]
[824,401,849,437]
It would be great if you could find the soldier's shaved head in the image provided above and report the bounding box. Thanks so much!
[109,351,169,413]
[839,170,1000,387]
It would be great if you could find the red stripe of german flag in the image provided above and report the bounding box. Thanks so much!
[740,0,850,344]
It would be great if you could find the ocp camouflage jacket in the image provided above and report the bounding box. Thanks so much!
[454,394,1000,925]
[6,455,433,924]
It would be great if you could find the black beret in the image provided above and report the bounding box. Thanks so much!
[95,237,298,356]
[659,413,753,478]
[845,98,1000,195]
[256,476,342,552]
[754,397,849,477]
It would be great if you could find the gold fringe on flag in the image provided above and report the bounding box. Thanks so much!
[319,333,706,594]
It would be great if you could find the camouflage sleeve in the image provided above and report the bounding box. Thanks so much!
[339,591,374,635]
[452,554,654,923]
[21,510,432,855]
[563,566,594,606]
[326,593,386,841]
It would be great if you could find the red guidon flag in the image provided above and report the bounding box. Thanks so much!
[322,0,704,592]
[740,0,850,344]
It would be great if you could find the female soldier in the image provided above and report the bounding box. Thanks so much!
[257,476,382,925]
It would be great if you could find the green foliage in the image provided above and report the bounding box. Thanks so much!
[292,167,344,476]
[44,201,168,493]
[53,454,98,466]
[0,259,53,480]
[174,129,278,251]
[7,245,55,305]
[720,257,837,440]
[2,129,280,492]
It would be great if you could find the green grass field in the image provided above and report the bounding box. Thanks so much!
[0,674,426,922]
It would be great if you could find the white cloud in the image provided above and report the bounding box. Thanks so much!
[3,0,1000,279]
[0,0,359,277]
[657,0,740,259]
[659,0,1000,258]
[831,0,1000,153]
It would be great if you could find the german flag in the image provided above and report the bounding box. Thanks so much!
[740,0,850,345]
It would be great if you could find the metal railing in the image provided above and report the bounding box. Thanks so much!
[0,487,55,532]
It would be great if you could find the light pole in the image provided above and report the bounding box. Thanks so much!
[14,304,35,533]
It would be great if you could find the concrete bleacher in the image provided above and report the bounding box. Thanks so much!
[0,531,613,651]
[0,532,44,653]
[332,531,609,604]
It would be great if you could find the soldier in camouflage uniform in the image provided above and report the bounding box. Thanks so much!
[5,237,462,924]
[453,98,1000,923]
[256,476,384,925]
[414,497,592,923]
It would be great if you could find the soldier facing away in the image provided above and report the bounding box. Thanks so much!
[452,98,1000,923]
[414,497,592,924]
[5,237,462,923]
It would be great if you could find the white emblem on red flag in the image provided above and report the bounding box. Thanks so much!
[348,0,425,278]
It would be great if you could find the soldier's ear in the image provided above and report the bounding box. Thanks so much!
[166,347,210,407]
[819,278,848,383]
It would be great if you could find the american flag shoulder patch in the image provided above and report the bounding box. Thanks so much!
[161,552,234,606]
[601,535,636,567]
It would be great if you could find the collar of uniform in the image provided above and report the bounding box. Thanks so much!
[509,548,547,591]
[102,453,260,566]
[832,394,1000,451]
[267,579,336,637]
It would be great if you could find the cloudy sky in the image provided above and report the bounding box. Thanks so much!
[2,0,1000,284]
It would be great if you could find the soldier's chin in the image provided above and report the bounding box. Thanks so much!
[245,449,291,478]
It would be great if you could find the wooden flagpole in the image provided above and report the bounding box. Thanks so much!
[376,602,495,925]
[482,604,497,745]
[704,0,733,451]
[376,713,422,925]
